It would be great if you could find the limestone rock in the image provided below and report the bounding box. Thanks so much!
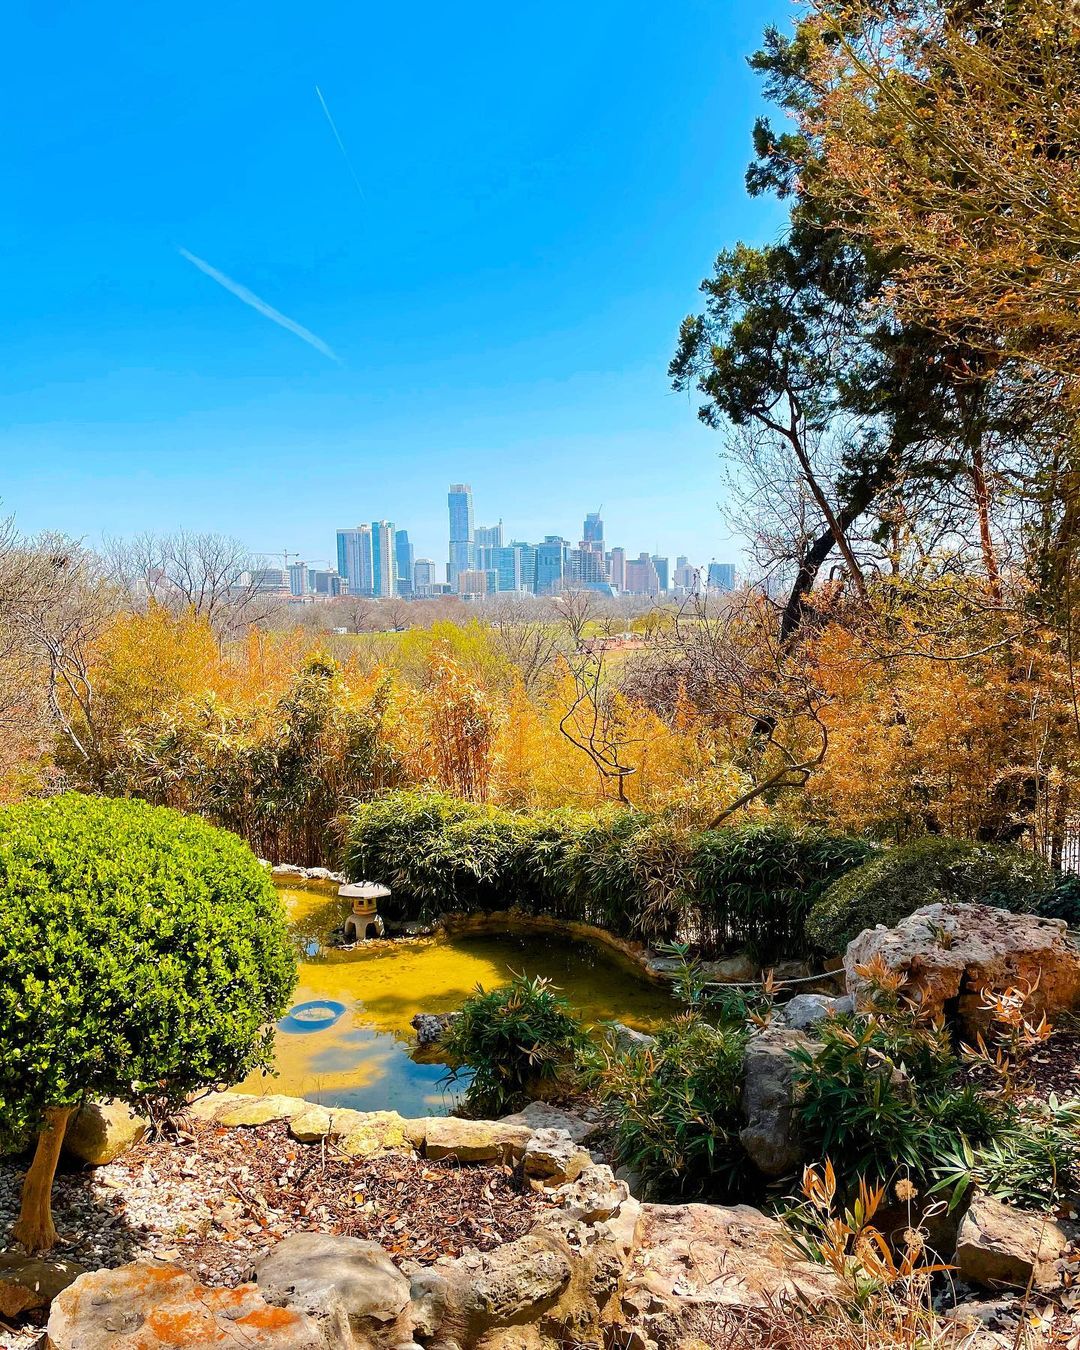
[64,1101,148,1166]
[423,1117,532,1163]
[698,953,757,983]
[448,1233,572,1329]
[272,863,308,879]
[255,1232,410,1340]
[329,1109,414,1157]
[289,1105,333,1143]
[779,993,851,1031]
[739,1029,807,1178]
[498,1101,600,1144]
[622,1202,840,1336]
[215,1095,304,1128]
[604,1022,657,1054]
[410,1011,460,1046]
[845,903,1080,1035]
[522,1128,591,1185]
[552,1164,629,1223]
[955,1194,1067,1289]
[0,1252,85,1319]
[46,1263,329,1348]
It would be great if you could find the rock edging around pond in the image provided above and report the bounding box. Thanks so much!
[45,1088,844,1350]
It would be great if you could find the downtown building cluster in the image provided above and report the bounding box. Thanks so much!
[329,484,737,601]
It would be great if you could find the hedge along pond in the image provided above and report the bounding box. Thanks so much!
[236,886,674,1117]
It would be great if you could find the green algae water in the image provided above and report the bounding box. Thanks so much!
[237,887,674,1117]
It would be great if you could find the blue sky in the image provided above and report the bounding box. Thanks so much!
[1,0,790,570]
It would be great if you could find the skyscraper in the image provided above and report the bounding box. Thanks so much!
[413,558,438,596]
[371,520,396,598]
[608,547,626,592]
[707,562,737,592]
[492,543,523,593]
[512,540,537,594]
[625,553,660,596]
[448,484,474,582]
[336,525,373,596]
[394,529,414,596]
[535,537,569,595]
[651,555,669,592]
[583,511,604,548]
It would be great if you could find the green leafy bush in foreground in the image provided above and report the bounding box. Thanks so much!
[596,1013,748,1200]
[0,792,296,1250]
[442,973,588,1116]
[805,835,1052,954]
[346,789,871,957]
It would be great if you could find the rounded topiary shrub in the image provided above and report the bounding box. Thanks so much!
[805,835,1053,956]
[0,793,296,1250]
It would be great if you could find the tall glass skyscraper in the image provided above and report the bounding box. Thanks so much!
[583,511,604,547]
[336,525,373,595]
[371,520,396,597]
[394,529,414,595]
[707,562,736,592]
[448,484,474,581]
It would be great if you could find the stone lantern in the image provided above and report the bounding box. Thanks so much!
[338,882,390,941]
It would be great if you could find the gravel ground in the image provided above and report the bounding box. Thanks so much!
[0,1118,547,1349]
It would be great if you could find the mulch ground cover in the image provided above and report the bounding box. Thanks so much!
[0,1118,548,1298]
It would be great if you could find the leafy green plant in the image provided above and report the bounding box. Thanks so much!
[347,790,871,956]
[442,972,588,1115]
[1038,872,1080,928]
[0,792,296,1252]
[929,1096,1080,1211]
[805,836,1052,955]
[791,1013,1000,1191]
[596,1012,748,1200]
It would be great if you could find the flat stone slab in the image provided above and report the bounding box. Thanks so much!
[498,1101,600,1143]
[424,1117,533,1162]
[47,1263,328,1348]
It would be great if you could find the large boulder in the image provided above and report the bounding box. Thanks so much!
[64,1101,148,1166]
[423,1117,532,1163]
[955,1194,1068,1289]
[779,993,852,1031]
[255,1233,411,1343]
[498,1101,600,1144]
[46,1263,331,1348]
[0,1252,85,1319]
[845,903,1080,1036]
[739,1028,807,1178]
[522,1128,592,1186]
[410,1011,460,1046]
[551,1164,629,1224]
[621,1202,840,1345]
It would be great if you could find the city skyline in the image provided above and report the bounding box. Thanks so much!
[329,483,737,600]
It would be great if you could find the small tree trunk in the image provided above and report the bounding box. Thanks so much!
[12,1107,74,1253]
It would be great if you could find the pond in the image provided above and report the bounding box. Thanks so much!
[237,887,675,1117]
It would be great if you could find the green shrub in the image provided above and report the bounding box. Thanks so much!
[690,822,875,958]
[805,836,1052,955]
[1038,872,1080,927]
[0,793,296,1250]
[347,791,871,957]
[791,1013,1000,1191]
[442,973,588,1115]
[597,1013,748,1200]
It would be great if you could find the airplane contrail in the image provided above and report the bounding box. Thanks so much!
[178,248,341,364]
[315,84,366,201]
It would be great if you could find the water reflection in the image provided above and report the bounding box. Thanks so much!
[237,886,673,1117]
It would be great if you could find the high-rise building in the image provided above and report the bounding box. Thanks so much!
[394,529,414,596]
[250,566,289,594]
[625,553,660,596]
[707,562,737,592]
[492,543,523,593]
[336,526,373,596]
[288,562,309,597]
[608,547,626,592]
[651,555,669,592]
[475,522,504,570]
[512,540,537,594]
[583,512,604,548]
[311,569,347,597]
[456,569,488,597]
[413,557,438,596]
[570,546,605,585]
[535,537,569,595]
[448,484,475,582]
[673,558,697,592]
[371,520,396,598]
